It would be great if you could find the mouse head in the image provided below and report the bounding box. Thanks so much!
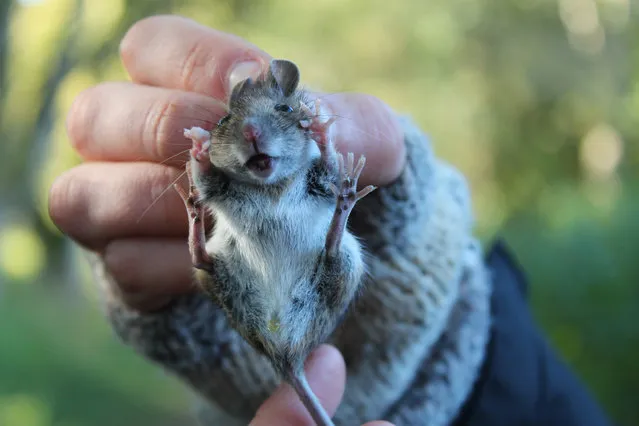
[209,59,317,185]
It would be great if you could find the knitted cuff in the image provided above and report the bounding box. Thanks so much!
[383,238,492,426]
[332,116,477,423]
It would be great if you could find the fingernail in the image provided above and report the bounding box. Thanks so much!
[228,60,262,94]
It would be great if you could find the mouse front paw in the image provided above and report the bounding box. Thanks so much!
[300,99,336,153]
[173,165,214,272]
[184,127,212,163]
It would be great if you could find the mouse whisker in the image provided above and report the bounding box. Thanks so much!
[135,169,187,224]
[309,92,341,102]
[129,149,189,164]
[314,113,397,143]
[158,149,191,166]
[145,110,220,127]
[302,93,398,142]
[156,115,217,127]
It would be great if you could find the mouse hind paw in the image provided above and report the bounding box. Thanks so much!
[330,152,376,200]
[173,164,214,272]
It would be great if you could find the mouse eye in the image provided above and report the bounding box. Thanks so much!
[217,114,231,126]
[274,104,293,113]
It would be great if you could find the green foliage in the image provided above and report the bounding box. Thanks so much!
[0,284,189,426]
[0,0,637,425]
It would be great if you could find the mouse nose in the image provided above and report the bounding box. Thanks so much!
[242,123,261,143]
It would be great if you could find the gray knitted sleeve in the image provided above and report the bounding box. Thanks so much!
[88,115,489,426]
[330,116,484,424]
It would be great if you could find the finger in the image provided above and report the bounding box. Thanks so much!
[120,15,270,98]
[320,93,405,186]
[67,82,405,185]
[67,81,226,164]
[249,345,346,426]
[48,162,188,250]
[102,238,193,312]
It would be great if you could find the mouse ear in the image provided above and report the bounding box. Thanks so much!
[229,77,253,107]
[268,59,300,97]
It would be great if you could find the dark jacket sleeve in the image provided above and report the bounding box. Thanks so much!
[452,240,614,426]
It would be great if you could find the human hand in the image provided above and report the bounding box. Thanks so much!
[249,344,394,426]
[48,15,406,311]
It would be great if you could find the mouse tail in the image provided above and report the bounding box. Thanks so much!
[288,370,336,426]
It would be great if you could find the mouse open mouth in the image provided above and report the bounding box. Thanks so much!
[246,154,276,178]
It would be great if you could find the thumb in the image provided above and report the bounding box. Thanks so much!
[249,344,346,426]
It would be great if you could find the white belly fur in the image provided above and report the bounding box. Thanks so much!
[204,192,363,348]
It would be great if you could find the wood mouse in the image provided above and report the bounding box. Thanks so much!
[173,59,377,426]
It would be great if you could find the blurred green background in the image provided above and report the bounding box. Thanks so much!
[0,0,637,425]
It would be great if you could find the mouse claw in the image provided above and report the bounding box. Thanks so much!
[300,101,314,117]
[323,117,337,128]
[306,103,335,146]
[313,98,336,125]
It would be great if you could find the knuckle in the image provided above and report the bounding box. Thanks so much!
[179,36,208,92]
[144,94,183,160]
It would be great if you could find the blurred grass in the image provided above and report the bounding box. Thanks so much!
[0,282,190,426]
[1,0,638,425]
[500,180,639,424]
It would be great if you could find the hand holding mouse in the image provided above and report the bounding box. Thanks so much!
[48,15,406,312]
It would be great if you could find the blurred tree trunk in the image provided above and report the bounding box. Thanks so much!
[0,0,83,288]
[31,0,83,288]
[0,1,13,168]
[0,0,14,292]
[0,0,11,103]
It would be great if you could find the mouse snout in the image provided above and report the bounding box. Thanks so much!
[242,123,261,143]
